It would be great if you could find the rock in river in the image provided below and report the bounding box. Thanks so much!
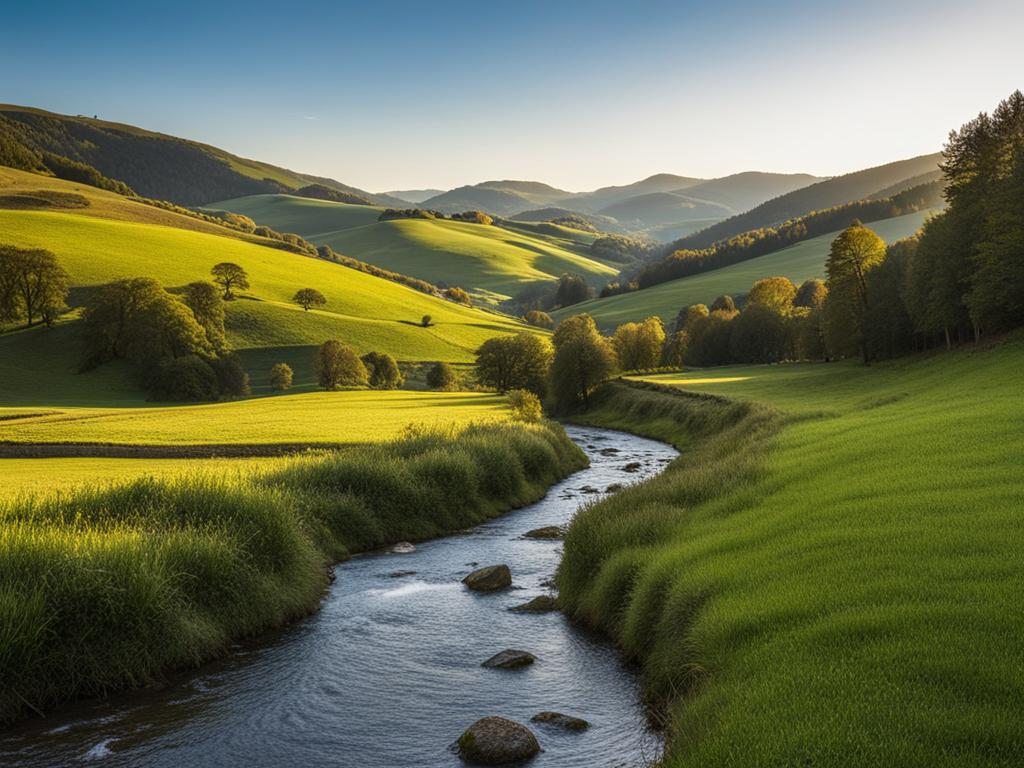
[482,649,536,669]
[457,716,541,765]
[523,525,563,540]
[391,541,416,554]
[531,711,590,731]
[462,564,512,591]
[509,595,558,613]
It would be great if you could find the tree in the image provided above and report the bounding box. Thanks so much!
[747,276,797,313]
[523,310,554,329]
[362,351,404,390]
[209,352,250,397]
[426,361,456,390]
[270,362,294,391]
[729,304,788,363]
[211,262,249,299]
[0,246,69,327]
[661,330,689,368]
[612,316,665,371]
[293,287,327,311]
[685,309,735,367]
[314,340,368,390]
[823,223,886,364]
[549,314,616,410]
[675,303,709,333]
[182,281,226,351]
[421,315,432,327]
[444,286,472,305]
[865,237,917,360]
[474,333,552,396]
[554,273,594,309]
[147,355,220,401]
[794,279,828,309]
[710,294,736,313]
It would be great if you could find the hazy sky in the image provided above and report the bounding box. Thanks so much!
[2,0,1021,192]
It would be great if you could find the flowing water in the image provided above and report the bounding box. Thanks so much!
[1,427,678,767]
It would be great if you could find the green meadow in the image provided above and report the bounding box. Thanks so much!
[559,335,1024,767]
[213,193,618,303]
[554,208,937,328]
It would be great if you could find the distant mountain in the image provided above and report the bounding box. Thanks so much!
[0,104,394,207]
[866,169,944,200]
[676,154,943,249]
[511,207,622,232]
[597,192,734,228]
[677,172,822,214]
[568,173,704,211]
[384,188,445,204]
[420,180,572,216]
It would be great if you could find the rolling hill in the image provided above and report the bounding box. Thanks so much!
[0,168,534,404]
[676,154,942,249]
[552,208,936,329]
[383,188,445,204]
[212,193,619,303]
[0,104,393,207]
[419,180,573,216]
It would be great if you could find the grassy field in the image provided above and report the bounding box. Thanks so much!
[0,201,536,402]
[553,209,937,328]
[0,421,587,724]
[560,336,1024,766]
[213,194,618,303]
[0,390,510,448]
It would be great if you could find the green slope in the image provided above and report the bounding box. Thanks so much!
[213,194,619,303]
[565,336,1024,766]
[554,209,936,328]
[0,208,533,405]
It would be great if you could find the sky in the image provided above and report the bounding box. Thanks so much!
[1,0,1022,192]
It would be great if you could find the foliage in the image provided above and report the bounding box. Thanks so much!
[426,361,457,391]
[554,273,594,308]
[590,234,657,264]
[523,309,554,329]
[293,287,327,311]
[474,333,552,396]
[823,222,886,363]
[450,210,494,225]
[147,354,220,401]
[443,286,472,305]
[612,316,666,371]
[211,262,250,299]
[292,183,372,205]
[747,276,797,312]
[314,340,368,390]
[361,351,404,390]
[506,388,543,422]
[182,281,226,351]
[794,278,827,308]
[548,314,616,410]
[0,245,69,327]
[269,362,294,391]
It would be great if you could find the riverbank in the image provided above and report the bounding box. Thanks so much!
[558,336,1024,767]
[0,421,586,725]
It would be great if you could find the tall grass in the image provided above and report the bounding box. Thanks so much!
[0,421,585,724]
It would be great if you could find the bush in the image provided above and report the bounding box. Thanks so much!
[507,389,543,422]
[421,315,432,327]
[270,363,293,391]
[209,352,251,397]
[444,287,472,305]
[147,355,220,401]
[523,310,554,329]
[426,361,457,390]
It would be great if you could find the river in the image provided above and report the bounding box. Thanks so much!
[0,426,678,767]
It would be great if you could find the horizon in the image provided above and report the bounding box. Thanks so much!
[3,0,1021,191]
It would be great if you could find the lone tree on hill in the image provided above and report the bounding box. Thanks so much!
[314,340,368,390]
[293,287,327,311]
[211,262,249,300]
[0,246,69,328]
[270,362,293,391]
[549,314,616,410]
[824,222,886,364]
[421,314,432,327]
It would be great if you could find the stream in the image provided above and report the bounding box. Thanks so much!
[0,426,679,767]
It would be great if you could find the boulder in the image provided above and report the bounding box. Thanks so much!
[387,570,416,578]
[523,526,563,540]
[622,462,642,473]
[482,649,536,669]
[391,541,416,554]
[463,564,512,592]
[509,595,558,613]
[530,711,589,731]
[457,716,540,765]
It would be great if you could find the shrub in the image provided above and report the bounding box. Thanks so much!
[421,315,432,327]
[507,389,543,422]
[426,361,457,390]
[270,363,293,391]
[444,286,472,305]
[147,355,220,401]
[209,352,251,397]
[523,310,554,329]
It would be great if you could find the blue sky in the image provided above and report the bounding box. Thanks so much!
[2,0,1022,191]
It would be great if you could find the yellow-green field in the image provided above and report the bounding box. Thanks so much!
[554,209,937,328]
[0,390,509,447]
[213,194,618,302]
